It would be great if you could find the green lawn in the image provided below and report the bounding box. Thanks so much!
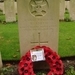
[0,22,20,60]
[0,14,5,21]
[0,14,75,60]
[58,22,75,57]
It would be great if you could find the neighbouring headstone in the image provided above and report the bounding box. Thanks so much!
[0,2,5,14]
[65,1,70,12]
[70,0,75,21]
[59,0,65,20]
[14,2,17,14]
[4,0,16,22]
[17,0,59,56]
[0,52,3,69]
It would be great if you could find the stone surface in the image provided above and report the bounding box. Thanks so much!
[59,0,65,20]
[14,2,17,14]
[70,0,75,21]
[4,0,16,22]
[0,52,3,69]
[17,0,59,56]
[0,2,5,14]
[65,1,70,12]
[0,2,17,14]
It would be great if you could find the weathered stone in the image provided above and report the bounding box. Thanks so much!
[17,0,59,56]
[59,0,65,20]
[65,1,70,12]
[0,2,5,14]
[4,0,16,22]
[70,0,75,21]
[0,52,3,69]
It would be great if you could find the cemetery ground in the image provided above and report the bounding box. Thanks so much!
[0,16,75,74]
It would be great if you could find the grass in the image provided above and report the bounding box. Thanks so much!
[0,14,5,21]
[58,22,75,57]
[0,22,20,60]
[0,14,75,60]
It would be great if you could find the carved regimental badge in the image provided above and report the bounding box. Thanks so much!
[29,0,49,18]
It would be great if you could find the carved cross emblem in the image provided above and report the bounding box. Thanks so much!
[31,32,48,45]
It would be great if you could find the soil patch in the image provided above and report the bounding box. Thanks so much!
[0,57,75,75]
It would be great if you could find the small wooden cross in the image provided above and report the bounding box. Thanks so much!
[31,32,48,45]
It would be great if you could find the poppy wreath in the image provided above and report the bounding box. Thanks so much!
[18,46,63,75]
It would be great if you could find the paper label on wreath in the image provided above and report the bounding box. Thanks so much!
[30,48,45,62]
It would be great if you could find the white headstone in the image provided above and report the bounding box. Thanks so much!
[70,0,75,21]
[0,2,5,14]
[65,1,70,12]
[4,0,16,22]
[17,0,59,56]
[0,52,3,69]
[14,2,17,14]
[59,0,65,20]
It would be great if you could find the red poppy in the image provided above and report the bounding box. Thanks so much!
[18,46,63,75]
